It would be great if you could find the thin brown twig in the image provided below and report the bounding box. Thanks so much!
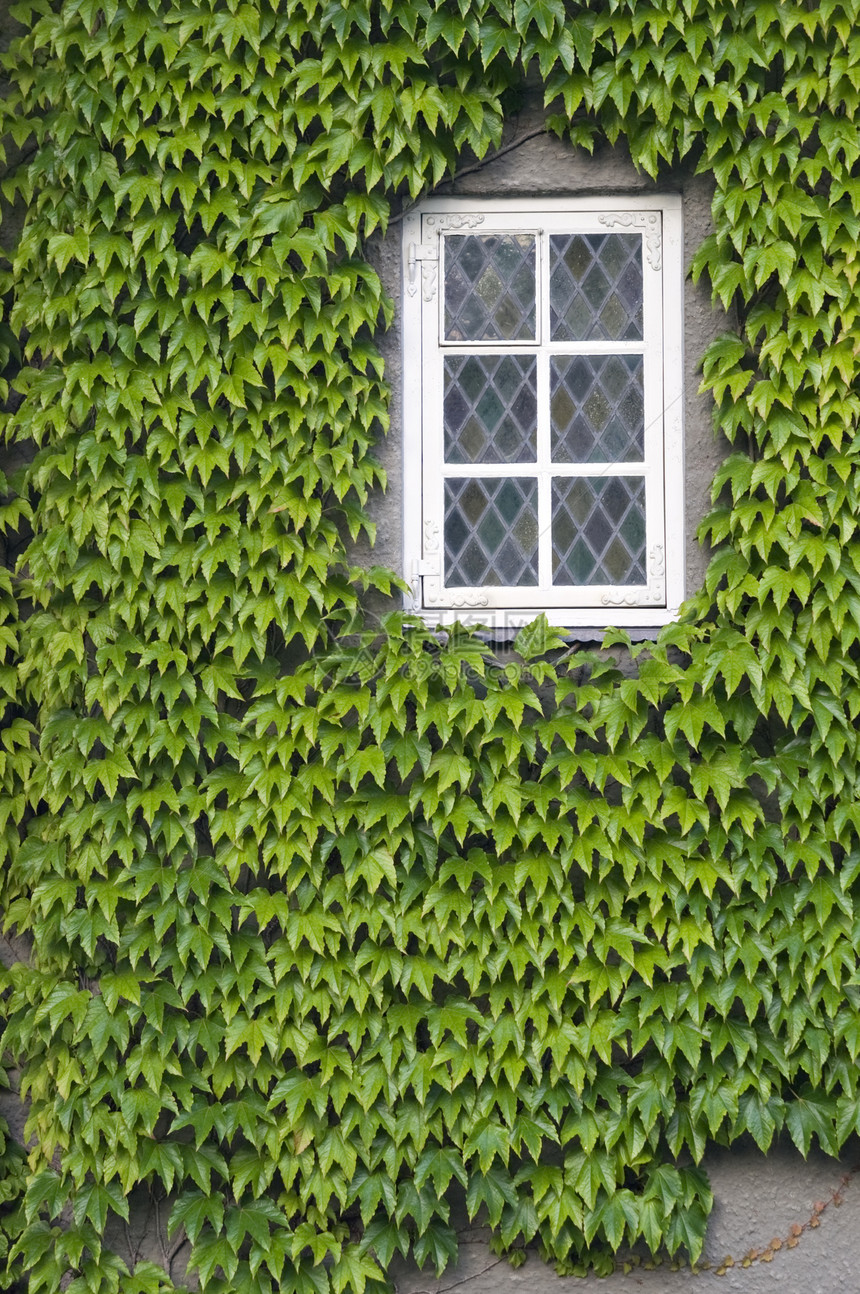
[406,1256,506,1294]
[154,1194,168,1271]
[124,1221,142,1270]
[165,1233,189,1280]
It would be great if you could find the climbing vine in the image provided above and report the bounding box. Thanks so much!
[0,1103,24,1294]
[1,0,860,1290]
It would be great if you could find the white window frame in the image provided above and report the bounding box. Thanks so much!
[401,195,685,631]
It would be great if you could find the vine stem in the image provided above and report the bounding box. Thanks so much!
[387,126,550,227]
[434,125,550,188]
[397,1256,506,1294]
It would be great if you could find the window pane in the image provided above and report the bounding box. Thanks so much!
[444,234,536,341]
[445,477,539,586]
[444,354,537,464]
[549,233,643,341]
[552,476,646,585]
[550,354,644,463]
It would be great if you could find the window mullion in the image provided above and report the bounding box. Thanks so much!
[536,229,553,596]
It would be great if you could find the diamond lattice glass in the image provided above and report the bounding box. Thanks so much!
[549,233,643,341]
[552,476,646,585]
[445,477,539,586]
[444,355,537,464]
[550,354,644,463]
[444,234,536,341]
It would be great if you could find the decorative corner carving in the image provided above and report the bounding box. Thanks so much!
[410,216,484,301]
[601,545,665,607]
[420,522,491,606]
[597,211,662,270]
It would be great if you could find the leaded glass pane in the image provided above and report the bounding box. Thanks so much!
[445,477,539,586]
[552,476,646,585]
[550,354,644,463]
[444,355,537,464]
[444,234,536,341]
[549,233,643,341]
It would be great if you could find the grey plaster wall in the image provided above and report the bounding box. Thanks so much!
[360,106,733,632]
[391,1140,860,1294]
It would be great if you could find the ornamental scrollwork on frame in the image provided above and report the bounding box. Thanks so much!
[422,583,490,609]
[601,589,644,607]
[425,214,486,231]
[421,523,490,605]
[598,211,662,270]
[647,543,666,603]
[601,545,665,606]
[424,520,440,553]
[422,263,437,302]
[421,215,485,300]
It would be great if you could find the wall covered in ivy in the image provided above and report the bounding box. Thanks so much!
[1,1,860,1291]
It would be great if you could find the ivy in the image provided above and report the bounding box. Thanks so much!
[0,1009,25,1294]
[2,0,860,1290]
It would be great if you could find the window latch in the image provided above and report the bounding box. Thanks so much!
[407,240,439,293]
[409,556,439,611]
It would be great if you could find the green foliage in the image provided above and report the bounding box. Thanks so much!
[0,1047,26,1294]
[0,1127,24,1294]
[2,0,860,1290]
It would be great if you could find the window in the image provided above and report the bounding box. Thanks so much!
[401,197,684,630]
